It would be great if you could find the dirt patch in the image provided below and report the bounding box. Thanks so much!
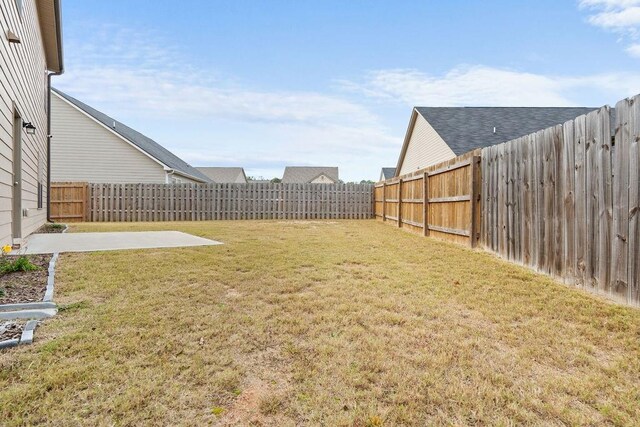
[35,223,66,234]
[0,321,24,341]
[217,378,290,426]
[0,255,50,305]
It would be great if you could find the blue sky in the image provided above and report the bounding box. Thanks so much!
[56,0,640,181]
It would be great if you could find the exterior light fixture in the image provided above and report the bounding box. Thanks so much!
[23,122,36,135]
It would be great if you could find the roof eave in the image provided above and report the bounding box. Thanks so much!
[167,168,210,184]
[36,0,64,73]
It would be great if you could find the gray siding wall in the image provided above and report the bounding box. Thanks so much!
[398,114,456,176]
[51,93,169,184]
[0,0,50,245]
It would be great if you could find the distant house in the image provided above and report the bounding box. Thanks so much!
[196,167,247,183]
[379,168,396,182]
[282,167,339,184]
[51,89,211,184]
[395,107,596,177]
[1,0,64,246]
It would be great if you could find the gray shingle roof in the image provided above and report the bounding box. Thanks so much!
[52,88,211,183]
[381,168,396,180]
[196,167,247,183]
[415,107,598,156]
[281,167,339,183]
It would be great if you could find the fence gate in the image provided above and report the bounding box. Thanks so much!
[50,182,89,222]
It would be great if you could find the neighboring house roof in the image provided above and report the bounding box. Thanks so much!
[380,168,396,180]
[282,167,339,183]
[415,107,596,156]
[196,167,247,183]
[52,88,211,183]
[36,0,64,73]
[396,106,597,176]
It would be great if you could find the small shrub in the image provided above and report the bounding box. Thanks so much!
[45,222,65,231]
[0,256,38,274]
[258,393,285,415]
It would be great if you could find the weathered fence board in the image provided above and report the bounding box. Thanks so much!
[85,183,373,221]
[481,99,639,307]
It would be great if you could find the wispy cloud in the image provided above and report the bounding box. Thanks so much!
[340,65,640,107]
[580,0,640,56]
[58,27,377,126]
[57,23,639,181]
[56,25,398,180]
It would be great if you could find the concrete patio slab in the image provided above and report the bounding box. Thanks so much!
[15,231,222,254]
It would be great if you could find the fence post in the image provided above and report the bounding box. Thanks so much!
[397,178,403,228]
[382,182,387,221]
[423,172,429,237]
[469,156,481,247]
[84,183,90,222]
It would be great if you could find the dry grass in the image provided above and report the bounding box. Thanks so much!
[1,220,639,426]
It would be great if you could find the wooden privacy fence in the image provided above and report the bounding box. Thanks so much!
[374,150,482,247]
[50,182,89,222]
[482,96,639,306]
[86,182,373,221]
[376,93,639,307]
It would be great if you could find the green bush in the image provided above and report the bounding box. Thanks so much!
[0,256,39,274]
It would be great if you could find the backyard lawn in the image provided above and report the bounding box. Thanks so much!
[1,220,639,426]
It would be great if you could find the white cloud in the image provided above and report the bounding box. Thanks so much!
[626,42,640,55]
[588,6,640,29]
[55,25,398,181]
[340,66,640,107]
[56,24,640,181]
[580,0,640,55]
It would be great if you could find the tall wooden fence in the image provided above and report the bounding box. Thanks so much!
[86,183,373,221]
[375,93,639,307]
[374,150,482,246]
[482,97,639,306]
[50,182,90,222]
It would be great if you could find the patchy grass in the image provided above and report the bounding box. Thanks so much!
[0,220,639,426]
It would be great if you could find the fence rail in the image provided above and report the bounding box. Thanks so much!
[85,183,373,222]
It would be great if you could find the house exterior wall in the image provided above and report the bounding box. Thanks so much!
[51,93,169,184]
[310,174,335,184]
[0,0,50,245]
[398,114,456,176]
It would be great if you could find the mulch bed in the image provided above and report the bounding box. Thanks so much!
[0,321,24,341]
[35,223,66,234]
[0,255,51,305]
